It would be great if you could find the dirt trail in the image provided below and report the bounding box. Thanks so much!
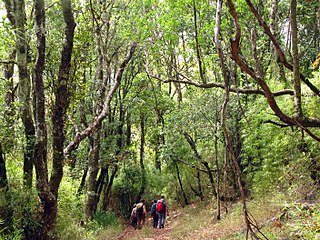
[115,210,180,240]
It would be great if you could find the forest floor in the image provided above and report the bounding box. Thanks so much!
[114,209,180,240]
[97,196,320,240]
[112,203,244,240]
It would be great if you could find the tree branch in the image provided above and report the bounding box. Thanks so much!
[150,75,294,97]
[244,0,320,97]
[64,42,138,155]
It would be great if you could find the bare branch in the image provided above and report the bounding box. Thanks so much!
[150,75,294,97]
[244,0,320,97]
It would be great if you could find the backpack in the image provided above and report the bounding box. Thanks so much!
[156,201,165,213]
[136,204,144,216]
[150,203,157,216]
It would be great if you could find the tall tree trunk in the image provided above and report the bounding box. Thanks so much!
[14,0,36,189]
[32,0,56,238]
[77,166,88,196]
[217,1,266,238]
[192,0,206,83]
[155,110,165,171]
[214,112,221,220]
[85,131,101,220]
[175,162,189,206]
[42,0,75,237]
[290,0,303,118]
[137,113,146,200]
[269,0,287,87]
[100,104,126,211]
[184,132,217,196]
[101,166,117,211]
[196,169,204,201]
[126,111,132,146]
[0,144,8,190]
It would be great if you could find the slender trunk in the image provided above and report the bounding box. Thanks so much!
[175,163,189,206]
[0,144,8,190]
[126,111,131,146]
[184,132,217,195]
[218,1,266,238]
[0,143,13,234]
[85,131,101,220]
[223,145,229,214]
[93,167,108,214]
[196,169,204,201]
[77,166,88,195]
[45,0,75,236]
[192,0,205,83]
[14,0,36,189]
[290,0,303,118]
[155,111,164,171]
[214,115,221,220]
[244,0,320,98]
[101,165,117,211]
[269,0,287,86]
[138,113,146,199]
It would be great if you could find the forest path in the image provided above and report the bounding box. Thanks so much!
[115,209,181,240]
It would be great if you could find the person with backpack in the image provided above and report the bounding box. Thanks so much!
[150,199,158,228]
[156,195,169,229]
[135,199,147,229]
[131,204,138,229]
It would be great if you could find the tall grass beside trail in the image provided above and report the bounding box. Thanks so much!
[169,192,319,240]
[56,175,123,240]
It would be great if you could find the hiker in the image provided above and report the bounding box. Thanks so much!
[156,195,169,229]
[150,199,158,228]
[135,199,147,228]
[131,204,138,229]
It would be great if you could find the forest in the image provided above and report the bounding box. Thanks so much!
[0,0,319,239]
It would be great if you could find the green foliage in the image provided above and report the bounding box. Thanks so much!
[89,211,119,229]
[0,187,40,240]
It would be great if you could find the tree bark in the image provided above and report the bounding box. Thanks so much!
[175,162,189,206]
[85,131,101,220]
[192,0,206,83]
[196,169,204,201]
[0,143,8,190]
[184,132,217,196]
[137,113,146,200]
[14,0,36,189]
[40,0,76,237]
[222,1,268,238]
[290,0,303,118]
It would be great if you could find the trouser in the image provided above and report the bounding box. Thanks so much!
[132,217,137,229]
[152,214,158,228]
[138,214,145,228]
[157,213,166,228]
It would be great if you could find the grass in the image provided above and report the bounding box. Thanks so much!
[54,186,319,240]
[168,192,320,240]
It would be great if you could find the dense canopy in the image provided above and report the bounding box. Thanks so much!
[0,0,319,239]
